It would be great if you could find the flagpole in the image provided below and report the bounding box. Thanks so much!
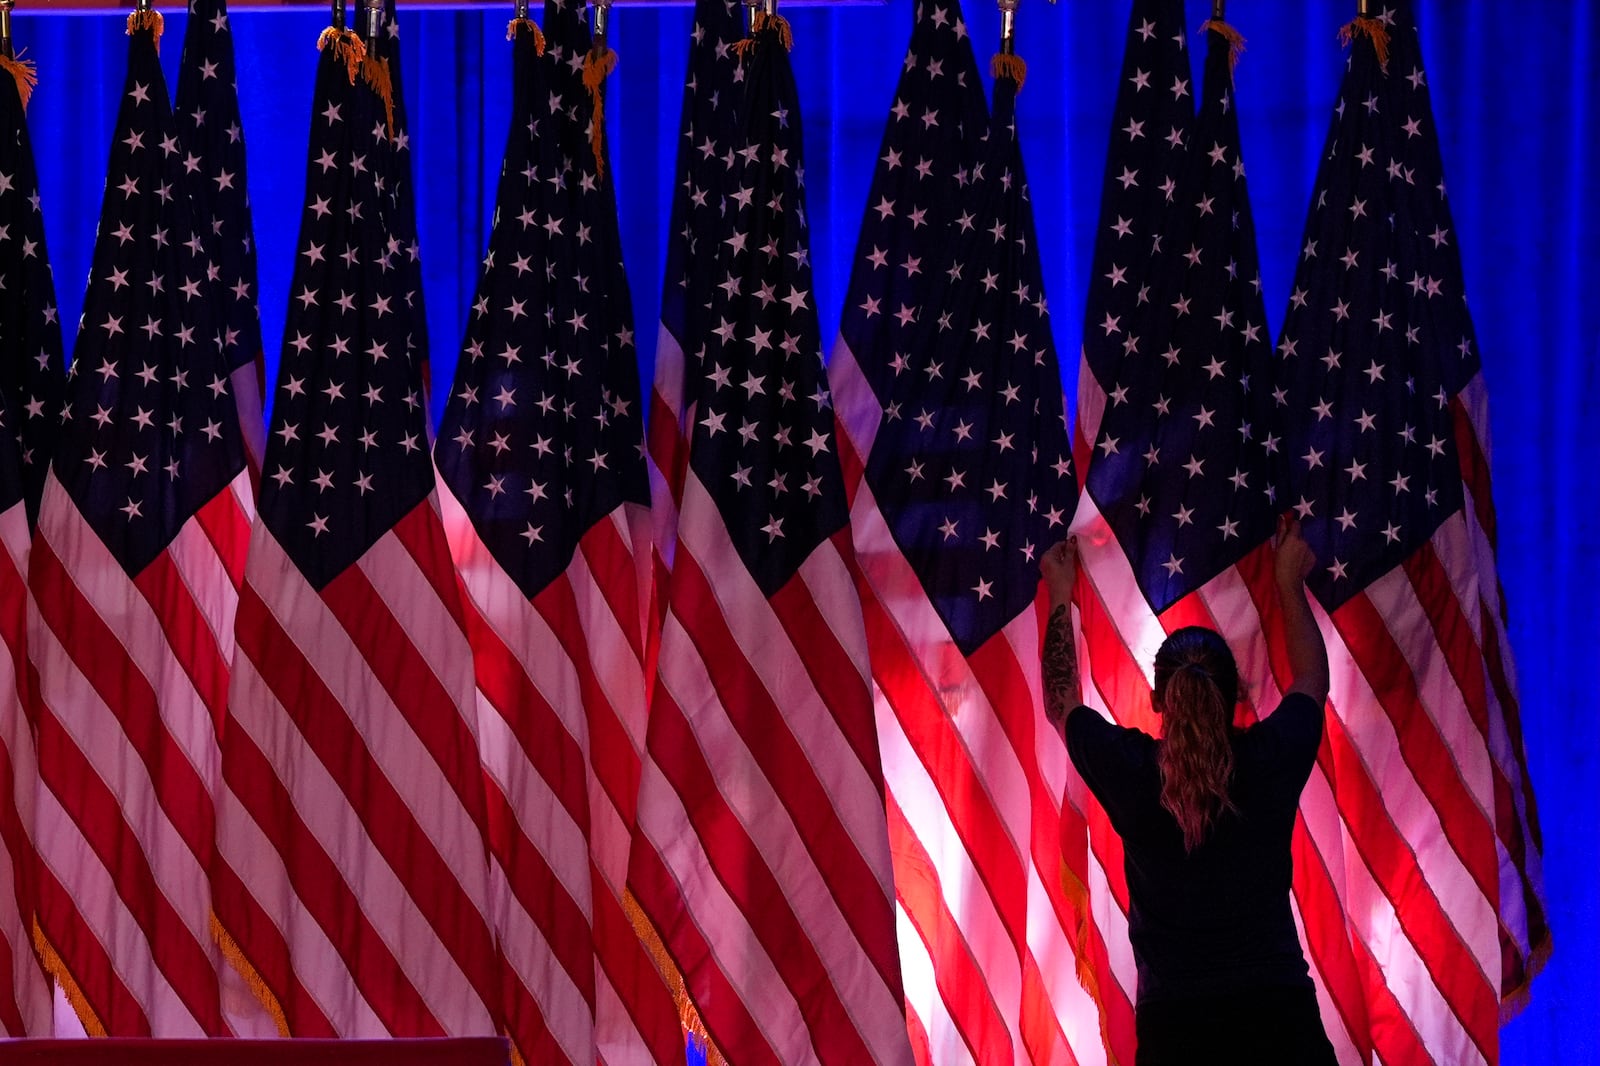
[330,0,344,34]
[0,0,13,62]
[359,0,381,48]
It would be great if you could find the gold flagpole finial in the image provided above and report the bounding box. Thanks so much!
[991,0,1026,91]
[507,0,544,49]
[0,0,15,62]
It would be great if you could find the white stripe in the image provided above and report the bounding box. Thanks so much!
[29,620,216,956]
[633,757,805,1064]
[35,477,221,796]
[675,474,902,902]
[1297,767,1481,1065]
[211,772,387,1036]
[894,903,975,1066]
[876,709,1025,1060]
[828,337,884,463]
[848,483,1037,867]
[224,650,494,1035]
[33,786,205,1036]
[476,691,593,923]
[654,602,910,1064]
[488,857,594,1064]
[244,523,494,923]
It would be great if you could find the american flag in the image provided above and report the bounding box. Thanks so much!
[0,50,57,1036]
[0,56,65,526]
[175,0,266,474]
[433,1,680,1062]
[374,0,430,417]
[209,28,500,1037]
[626,16,911,1064]
[1272,4,1547,1061]
[827,3,1104,1063]
[644,0,743,579]
[1071,8,1394,1064]
[27,17,252,1036]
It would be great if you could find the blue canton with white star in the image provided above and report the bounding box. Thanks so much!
[435,0,647,598]
[1275,2,1475,610]
[54,25,247,576]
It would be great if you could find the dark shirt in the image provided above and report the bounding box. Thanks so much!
[1064,693,1323,1004]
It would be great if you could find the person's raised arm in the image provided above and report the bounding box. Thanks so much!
[1040,538,1081,743]
[1275,517,1329,706]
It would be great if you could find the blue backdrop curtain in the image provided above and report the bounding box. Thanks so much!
[14,0,1598,1059]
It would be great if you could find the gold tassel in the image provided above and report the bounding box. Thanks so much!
[1338,15,1390,73]
[622,888,728,1066]
[34,917,108,1037]
[990,50,1027,91]
[125,8,164,52]
[733,9,793,59]
[582,43,617,181]
[1198,17,1246,75]
[211,913,292,1037]
[362,51,396,140]
[505,16,546,53]
[316,26,367,86]
[0,52,36,111]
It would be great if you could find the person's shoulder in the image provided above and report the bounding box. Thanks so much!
[1244,691,1324,757]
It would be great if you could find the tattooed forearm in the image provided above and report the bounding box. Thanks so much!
[1042,603,1080,735]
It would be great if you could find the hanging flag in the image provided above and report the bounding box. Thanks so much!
[644,0,744,580]
[0,52,64,526]
[27,11,252,1036]
[827,3,1103,1063]
[1272,4,1546,1061]
[627,14,910,1064]
[0,44,57,1038]
[174,0,266,475]
[1071,8,1389,1064]
[208,25,500,1038]
[433,1,680,1062]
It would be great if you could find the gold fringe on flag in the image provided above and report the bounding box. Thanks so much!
[622,888,728,1066]
[317,25,367,86]
[1198,17,1246,75]
[211,912,292,1037]
[362,51,396,140]
[733,9,793,59]
[1058,860,1124,1065]
[0,51,36,111]
[125,7,164,51]
[582,42,617,181]
[505,15,546,53]
[1338,15,1390,73]
[34,917,108,1037]
[990,50,1026,91]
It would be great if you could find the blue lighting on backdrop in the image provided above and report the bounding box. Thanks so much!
[13,0,1597,1059]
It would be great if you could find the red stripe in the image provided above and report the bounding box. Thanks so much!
[885,792,1011,1065]
[232,584,492,1030]
[578,508,646,664]
[1330,592,1499,905]
[34,860,147,1035]
[35,717,220,1033]
[1449,395,1495,550]
[209,852,335,1037]
[648,389,688,511]
[641,682,875,1066]
[131,552,231,742]
[459,592,590,828]
[590,876,684,1065]
[30,539,215,861]
[667,548,903,1008]
[480,778,595,1065]
[769,530,885,796]
[1318,709,1499,1061]
[387,502,472,636]
[482,776,595,996]
[215,696,438,1036]
[320,562,491,839]
[626,826,782,1066]
[191,486,251,592]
